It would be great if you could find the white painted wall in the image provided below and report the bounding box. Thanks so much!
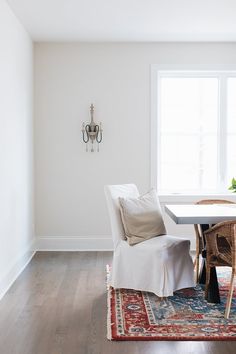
[0,0,34,297]
[34,42,236,250]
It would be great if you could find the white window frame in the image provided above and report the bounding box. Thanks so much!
[150,64,236,198]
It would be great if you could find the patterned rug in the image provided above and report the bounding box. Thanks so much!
[107,267,236,340]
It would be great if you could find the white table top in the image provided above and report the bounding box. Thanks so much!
[165,204,236,224]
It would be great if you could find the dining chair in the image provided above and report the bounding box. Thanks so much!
[194,199,235,284]
[104,184,195,297]
[204,219,236,318]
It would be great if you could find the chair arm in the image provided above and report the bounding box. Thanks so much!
[204,221,236,264]
[204,228,220,257]
[204,220,236,235]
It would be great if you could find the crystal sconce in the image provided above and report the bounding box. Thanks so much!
[82,104,103,152]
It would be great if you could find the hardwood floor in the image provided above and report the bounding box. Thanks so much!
[0,251,235,354]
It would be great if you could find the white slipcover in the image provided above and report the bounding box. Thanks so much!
[104,184,195,296]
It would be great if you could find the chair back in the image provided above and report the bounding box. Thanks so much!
[195,199,235,249]
[104,184,139,248]
[196,199,235,205]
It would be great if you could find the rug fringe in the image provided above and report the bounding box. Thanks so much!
[106,264,112,340]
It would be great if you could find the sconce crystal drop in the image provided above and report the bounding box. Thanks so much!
[82,104,103,152]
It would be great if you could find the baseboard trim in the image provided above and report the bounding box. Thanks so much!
[0,240,36,300]
[35,236,114,251]
[35,236,195,252]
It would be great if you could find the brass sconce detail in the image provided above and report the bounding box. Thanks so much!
[82,104,103,152]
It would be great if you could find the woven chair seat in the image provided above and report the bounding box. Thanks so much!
[210,254,231,267]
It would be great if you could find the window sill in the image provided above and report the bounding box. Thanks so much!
[158,192,236,203]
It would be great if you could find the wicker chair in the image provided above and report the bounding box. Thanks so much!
[204,219,236,318]
[194,199,235,284]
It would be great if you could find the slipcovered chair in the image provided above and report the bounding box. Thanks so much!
[104,184,195,297]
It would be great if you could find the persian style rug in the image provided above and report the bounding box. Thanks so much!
[107,267,236,340]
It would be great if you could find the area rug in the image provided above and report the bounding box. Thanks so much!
[107,266,236,340]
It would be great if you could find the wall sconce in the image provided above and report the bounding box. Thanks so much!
[82,104,103,152]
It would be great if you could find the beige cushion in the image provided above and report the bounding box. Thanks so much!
[119,189,166,245]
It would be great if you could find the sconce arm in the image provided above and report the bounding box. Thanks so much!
[95,124,103,143]
[82,124,90,143]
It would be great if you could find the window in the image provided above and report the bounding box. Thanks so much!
[152,68,236,194]
[227,78,236,185]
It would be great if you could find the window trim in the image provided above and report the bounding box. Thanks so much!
[150,64,236,195]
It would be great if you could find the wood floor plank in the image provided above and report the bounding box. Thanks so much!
[0,251,236,354]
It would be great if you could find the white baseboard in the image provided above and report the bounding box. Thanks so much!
[0,240,36,300]
[35,236,195,252]
[35,236,114,251]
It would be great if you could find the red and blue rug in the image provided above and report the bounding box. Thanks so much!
[107,267,236,340]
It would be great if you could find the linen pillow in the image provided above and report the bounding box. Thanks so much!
[119,189,166,245]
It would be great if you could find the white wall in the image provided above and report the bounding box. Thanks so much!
[0,0,34,297]
[34,42,236,250]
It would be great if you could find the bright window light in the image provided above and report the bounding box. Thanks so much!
[156,71,236,194]
[227,78,236,185]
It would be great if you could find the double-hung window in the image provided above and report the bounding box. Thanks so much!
[152,68,236,194]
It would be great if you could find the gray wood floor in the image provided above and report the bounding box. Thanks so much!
[0,252,235,354]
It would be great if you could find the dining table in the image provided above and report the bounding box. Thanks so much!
[165,203,236,303]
